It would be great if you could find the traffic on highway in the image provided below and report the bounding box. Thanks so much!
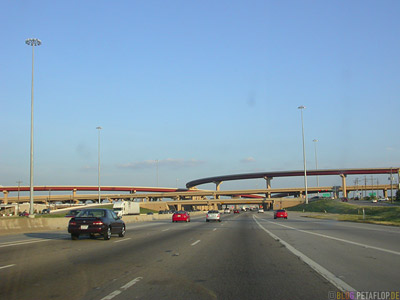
[1,209,399,300]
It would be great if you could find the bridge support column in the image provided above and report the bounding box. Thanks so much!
[72,189,79,204]
[340,174,347,198]
[214,181,222,199]
[264,177,273,198]
[2,190,8,204]
[383,189,388,199]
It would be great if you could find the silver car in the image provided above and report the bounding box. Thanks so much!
[206,210,221,222]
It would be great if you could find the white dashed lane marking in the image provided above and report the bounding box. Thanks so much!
[191,240,201,246]
[100,277,143,300]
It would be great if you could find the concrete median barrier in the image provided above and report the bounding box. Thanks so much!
[0,212,206,236]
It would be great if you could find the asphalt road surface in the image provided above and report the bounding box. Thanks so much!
[0,211,398,300]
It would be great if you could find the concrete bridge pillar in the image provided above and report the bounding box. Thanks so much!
[383,189,388,198]
[264,177,273,198]
[2,190,8,204]
[214,181,222,199]
[340,174,347,198]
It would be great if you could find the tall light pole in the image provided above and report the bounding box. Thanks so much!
[96,126,102,203]
[313,139,319,193]
[298,106,308,204]
[25,38,41,216]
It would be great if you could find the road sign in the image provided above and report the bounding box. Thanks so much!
[322,193,330,197]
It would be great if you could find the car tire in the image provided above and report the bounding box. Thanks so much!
[218,220,221,222]
[89,234,96,239]
[119,225,126,237]
[104,227,111,240]
[206,219,209,222]
[274,217,277,219]
[285,217,287,219]
[71,234,79,240]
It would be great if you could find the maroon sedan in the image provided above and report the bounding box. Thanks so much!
[172,211,190,222]
[274,209,288,219]
[68,208,125,240]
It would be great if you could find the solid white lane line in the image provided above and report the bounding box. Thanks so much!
[114,238,131,243]
[191,240,201,246]
[0,239,51,248]
[0,264,15,270]
[286,214,400,234]
[253,215,356,293]
[100,277,143,300]
[262,218,400,256]
[162,228,170,232]
[213,228,217,231]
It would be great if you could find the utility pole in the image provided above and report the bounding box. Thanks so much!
[371,175,374,199]
[17,181,22,202]
[17,181,22,214]
[364,176,367,199]
[390,168,393,203]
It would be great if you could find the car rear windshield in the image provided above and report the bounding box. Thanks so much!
[175,211,185,214]
[76,210,105,218]
[277,210,286,212]
[208,211,219,213]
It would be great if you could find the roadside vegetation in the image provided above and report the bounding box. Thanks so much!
[287,199,400,226]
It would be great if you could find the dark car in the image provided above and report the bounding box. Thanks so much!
[68,208,125,240]
[65,209,82,218]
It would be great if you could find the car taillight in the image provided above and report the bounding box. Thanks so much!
[69,221,76,226]
[93,221,103,226]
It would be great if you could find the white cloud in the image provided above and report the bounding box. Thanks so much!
[241,157,256,163]
[118,158,205,169]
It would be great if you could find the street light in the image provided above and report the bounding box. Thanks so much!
[313,139,319,192]
[298,105,308,204]
[25,38,41,216]
[96,126,102,203]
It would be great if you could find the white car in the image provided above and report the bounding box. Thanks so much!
[258,208,264,213]
[372,199,378,203]
[206,210,221,222]
[224,209,230,214]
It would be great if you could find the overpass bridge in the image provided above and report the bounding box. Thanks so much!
[1,168,398,209]
[186,168,400,198]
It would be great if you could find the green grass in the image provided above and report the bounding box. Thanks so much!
[140,207,157,214]
[287,199,400,226]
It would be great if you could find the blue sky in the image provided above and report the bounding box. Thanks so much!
[1,0,399,191]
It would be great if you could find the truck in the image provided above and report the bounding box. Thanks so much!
[113,201,140,217]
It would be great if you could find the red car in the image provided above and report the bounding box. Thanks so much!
[274,209,288,219]
[172,211,190,222]
[233,209,240,214]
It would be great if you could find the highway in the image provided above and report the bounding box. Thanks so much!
[0,211,399,300]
